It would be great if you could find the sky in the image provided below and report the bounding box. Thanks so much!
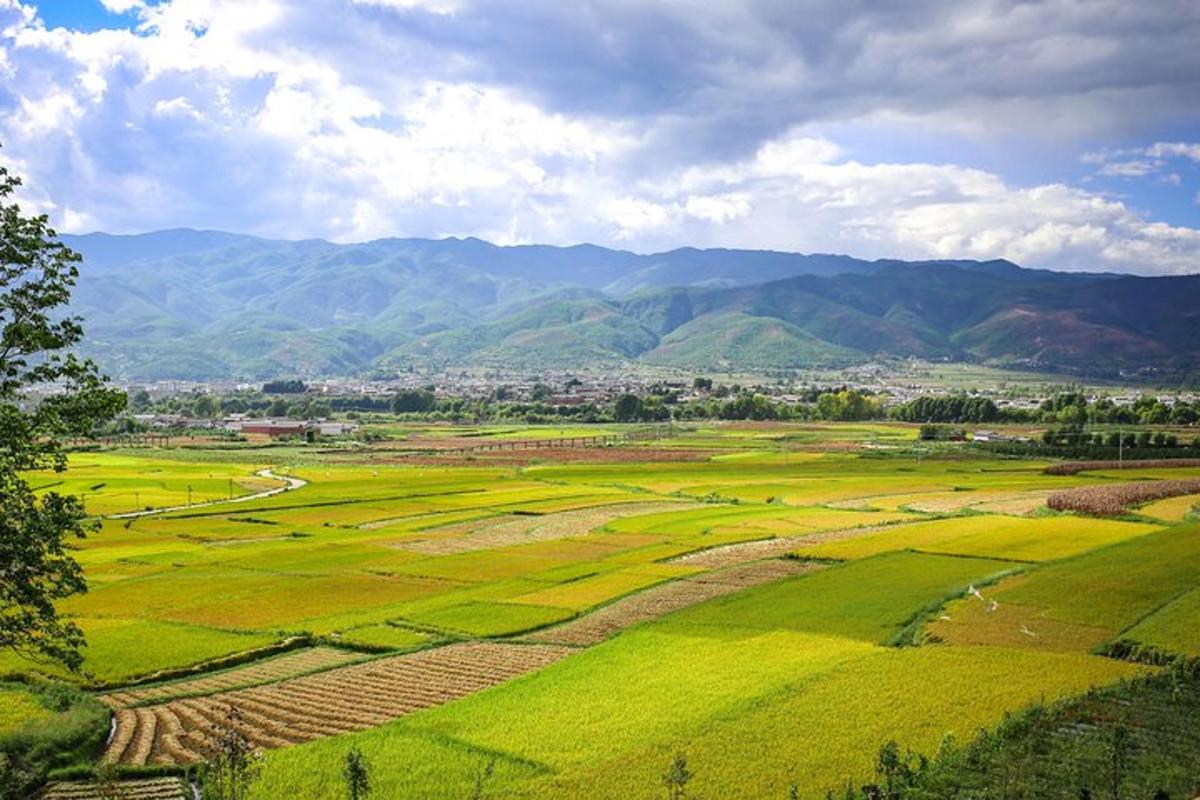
[1,0,1199,274]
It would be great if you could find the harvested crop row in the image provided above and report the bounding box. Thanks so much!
[397,501,690,555]
[105,642,572,766]
[1047,479,1200,517]
[528,559,818,646]
[1044,459,1200,476]
[100,646,367,708]
[40,777,189,800]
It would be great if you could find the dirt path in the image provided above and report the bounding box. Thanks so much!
[107,469,307,519]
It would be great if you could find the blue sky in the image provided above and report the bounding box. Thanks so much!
[2,0,1199,274]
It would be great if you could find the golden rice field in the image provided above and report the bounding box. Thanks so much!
[12,422,1200,799]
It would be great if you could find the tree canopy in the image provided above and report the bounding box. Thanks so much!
[0,158,125,670]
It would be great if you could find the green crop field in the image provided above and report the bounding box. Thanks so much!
[6,422,1200,798]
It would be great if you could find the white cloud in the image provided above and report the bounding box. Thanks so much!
[99,0,145,12]
[685,194,750,224]
[1097,159,1161,178]
[1146,142,1200,162]
[0,0,1197,275]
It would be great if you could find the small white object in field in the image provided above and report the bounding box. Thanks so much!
[1020,624,1037,637]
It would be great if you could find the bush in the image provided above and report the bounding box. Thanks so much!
[0,681,110,800]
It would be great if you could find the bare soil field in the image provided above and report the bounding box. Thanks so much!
[99,646,368,708]
[528,560,818,646]
[103,642,571,766]
[394,501,691,555]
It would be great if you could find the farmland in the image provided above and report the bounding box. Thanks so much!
[5,422,1200,798]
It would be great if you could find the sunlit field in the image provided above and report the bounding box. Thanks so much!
[8,422,1200,798]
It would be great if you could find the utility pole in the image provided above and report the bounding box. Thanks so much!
[228,478,234,500]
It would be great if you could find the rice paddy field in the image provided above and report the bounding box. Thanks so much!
[8,421,1200,798]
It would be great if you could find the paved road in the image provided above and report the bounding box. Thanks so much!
[107,469,307,519]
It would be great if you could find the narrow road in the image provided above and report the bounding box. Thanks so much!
[107,469,307,519]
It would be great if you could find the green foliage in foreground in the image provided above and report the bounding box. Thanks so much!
[0,680,110,800]
[831,661,1200,800]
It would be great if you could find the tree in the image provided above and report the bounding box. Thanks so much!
[613,393,643,422]
[1,158,125,671]
[342,746,371,800]
[201,706,262,800]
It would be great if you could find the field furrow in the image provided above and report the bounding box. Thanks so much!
[396,501,691,554]
[40,777,190,800]
[100,646,368,708]
[107,642,572,765]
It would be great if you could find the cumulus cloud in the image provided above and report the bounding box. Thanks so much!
[0,0,1198,274]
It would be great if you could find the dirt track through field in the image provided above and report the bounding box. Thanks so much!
[527,559,819,646]
[394,500,691,555]
[104,642,571,766]
[99,646,367,709]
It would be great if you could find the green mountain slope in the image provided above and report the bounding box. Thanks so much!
[58,230,1200,379]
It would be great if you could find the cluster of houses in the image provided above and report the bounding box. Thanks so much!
[130,414,359,438]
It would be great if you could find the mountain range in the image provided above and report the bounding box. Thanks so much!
[61,230,1200,381]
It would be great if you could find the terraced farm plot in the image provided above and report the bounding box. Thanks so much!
[529,559,817,646]
[407,601,575,636]
[104,642,572,766]
[0,618,279,685]
[515,646,1140,800]
[1140,493,1200,521]
[510,568,672,610]
[672,551,1013,643]
[1121,586,1200,656]
[929,525,1200,651]
[99,646,369,708]
[791,514,1160,562]
[41,778,190,800]
[247,632,1136,800]
[395,500,691,554]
